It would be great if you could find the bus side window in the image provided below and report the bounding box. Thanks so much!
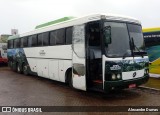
[56,29,65,45]
[20,38,23,48]
[23,37,28,47]
[66,27,73,45]
[32,35,37,47]
[38,34,43,46]
[13,40,16,48]
[14,39,20,48]
[50,31,56,45]
[28,36,32,47]
[43,32,49,46]
[28,35,37,47]
[11,40,13,48]
[8,40,13,49]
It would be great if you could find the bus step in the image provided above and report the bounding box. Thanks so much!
[91,80,103,89]
[93,80,103,84]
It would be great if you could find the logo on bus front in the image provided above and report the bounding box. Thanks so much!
[110,65,121,70]
[133,72,137,77]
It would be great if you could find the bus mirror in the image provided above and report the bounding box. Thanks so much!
[104,26,111,45]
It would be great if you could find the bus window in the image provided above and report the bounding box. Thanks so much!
[32,35,37,47]
[50,31,56,45]
[20,38,23,48]
[43,32,49,46]
[66,27,73,44]
[38,34,43,46]
[73,24,85,58]
[28,35,37,47]
[56,29,65,45]
[8,40,13,49]
[23,37,28,47]
[14,39,20,48]
[28,36,32,47]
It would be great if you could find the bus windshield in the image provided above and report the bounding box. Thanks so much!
[104,22,131,57]
[127,24,146,53]
[104,22,146,57]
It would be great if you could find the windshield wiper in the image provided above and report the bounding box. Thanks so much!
[122,51,131,59]
[131,37,144,58]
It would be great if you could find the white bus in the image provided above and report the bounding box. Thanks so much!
[0,43,8,63]
[8,14,149,92]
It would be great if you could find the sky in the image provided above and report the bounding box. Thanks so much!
[0,0,160,35]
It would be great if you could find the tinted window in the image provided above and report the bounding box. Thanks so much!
[28,36,32,47]
[50,31,56,45]
[8,40,13,49]
[23,37,28,47]
[43,32,49,46]
[66,27,73,44]
[28,35,37,47]
[144,32,160,47]
[32,35,37,47]
[21,37,28,47]
[20,38,23,48]
[14,39,20,48]
[38,34,43,46]
[56,29,65,45]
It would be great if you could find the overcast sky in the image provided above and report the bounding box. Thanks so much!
[0,0,160,35]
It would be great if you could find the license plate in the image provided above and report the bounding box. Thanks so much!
[129,84,136,88]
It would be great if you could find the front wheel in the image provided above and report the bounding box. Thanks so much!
[68,71,73,88]
[22,63,29,75]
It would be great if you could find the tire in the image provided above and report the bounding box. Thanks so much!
[22,63,29,75]
[68,71,73,88]
[17,63,22,73]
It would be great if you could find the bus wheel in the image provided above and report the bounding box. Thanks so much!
[68,71,73,88]
[17,64,22,73]
[23,63,29,75]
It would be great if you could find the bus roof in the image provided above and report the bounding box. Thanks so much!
[35,16,75,29]
[8,14,141,40]
[143,27,160,33]
[8,35,20,40]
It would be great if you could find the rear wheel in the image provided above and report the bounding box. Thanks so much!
[22,63,29,75]
[17,63,22,73]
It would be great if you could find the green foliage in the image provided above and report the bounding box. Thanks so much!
[0,35,10,43]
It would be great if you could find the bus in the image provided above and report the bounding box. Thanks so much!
[0,43,7,64]
[7,14,149,92]
[143,27,160,76]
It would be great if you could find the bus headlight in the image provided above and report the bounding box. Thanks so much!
[117,74,121,79]
[112,74,116,80]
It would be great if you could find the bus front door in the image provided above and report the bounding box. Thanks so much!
[72,24,86,91]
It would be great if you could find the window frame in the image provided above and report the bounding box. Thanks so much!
[65,27,73,45]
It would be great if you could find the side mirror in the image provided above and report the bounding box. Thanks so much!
[104,26,111,45]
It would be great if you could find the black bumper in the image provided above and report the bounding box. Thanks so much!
[104,74,149,92]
